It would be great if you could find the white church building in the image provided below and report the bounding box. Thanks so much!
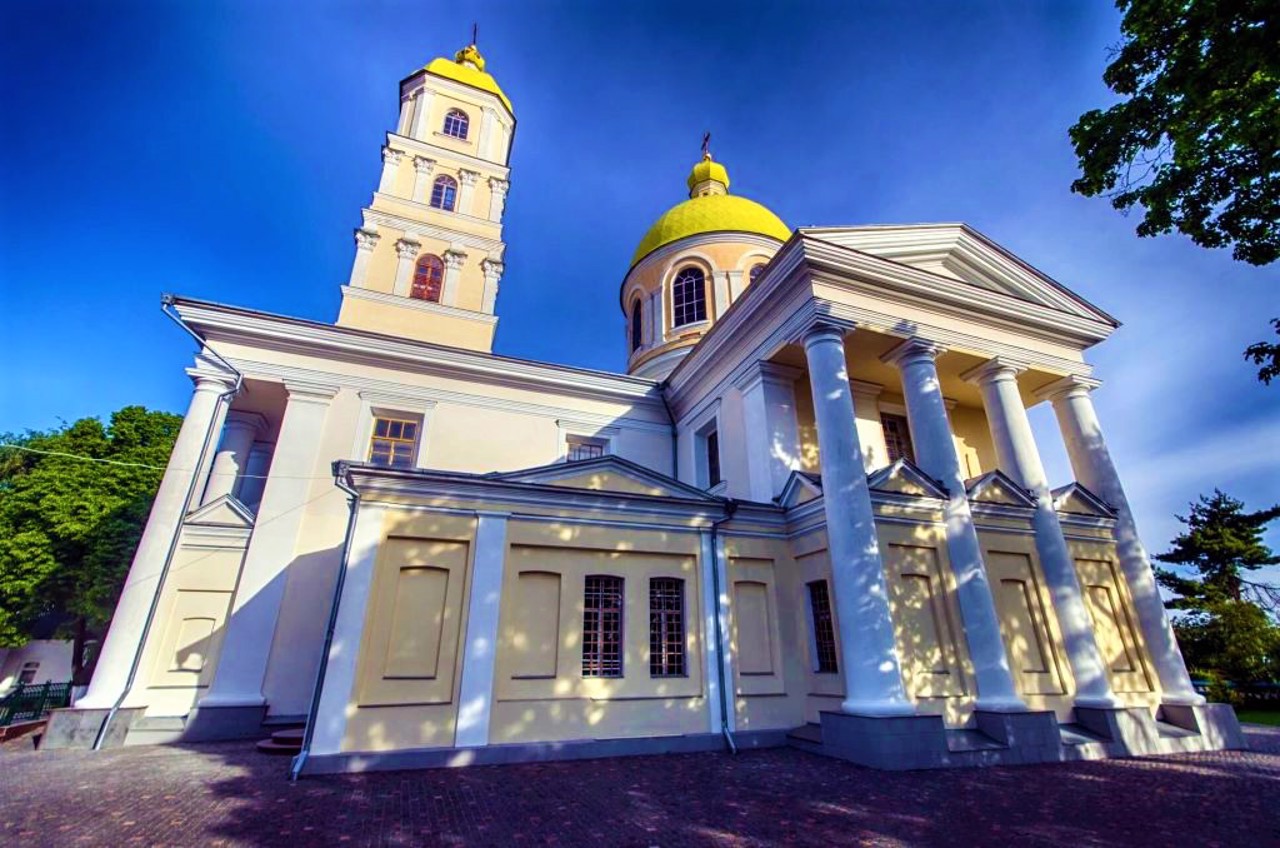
[48,41,1244,773]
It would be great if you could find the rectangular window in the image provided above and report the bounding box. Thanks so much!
[582,576,624,677]
[566,435,606,462]
[705,429,722,487]
[880,413,915,465]
[649,578,686,677]
[368,416,420,468]
[18,662,39,685]
[808,580,839,673]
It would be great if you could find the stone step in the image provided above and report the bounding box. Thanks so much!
[787,723,823,744]
[944,729,1006,753]
[271,727,304,744]
[1058,722,1108,745]
[256,738,301,755]
[1155,720,1199,739]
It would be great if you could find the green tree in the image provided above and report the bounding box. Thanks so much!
[1069,1,1279,382]
[0,406,182,683]
[1245,318,1280,384]
[1155,490,1280,681]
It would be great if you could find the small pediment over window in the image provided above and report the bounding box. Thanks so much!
[185,495,255,529]
[491,455,717,501]
[1051,483,1116,518]
[777,471,823,509]
[965,470,1036,508]
[867,459,948,500]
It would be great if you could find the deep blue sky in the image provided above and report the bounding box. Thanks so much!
[2,1,1276,553]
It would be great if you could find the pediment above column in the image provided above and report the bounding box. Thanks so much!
[1051,483,1116,517]
[867,459,948,500]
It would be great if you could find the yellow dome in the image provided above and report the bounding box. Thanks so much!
[423,46,512,113]
[633,158,789,266]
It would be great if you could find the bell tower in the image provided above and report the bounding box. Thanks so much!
[336,41,515,351]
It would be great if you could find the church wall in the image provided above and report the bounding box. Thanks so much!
[336,295,495,350]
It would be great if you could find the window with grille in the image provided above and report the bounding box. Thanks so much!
[880,413,915,464]
[442,108,470,139]
[411,254,444,302]
[430,175,458,211]
[368,417,419,468]
[748,263,766,284]
[630,300,644,352]
[582,576,624,677]
[649,578,685,677]
[807,580,839,673]
[672,267,707,327]
[18,662,38,685]
[566,436,606,462]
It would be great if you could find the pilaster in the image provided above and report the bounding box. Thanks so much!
[480,259,504,313]
[392,238,421,298]
[487,177,509,223]
[409,87,434,140]
[411,157,435,203]
[734,362,802,502]
[442,249,467,306]
[349,228,380,288]
[378,147,403,195]
[457,169,479,216]
[454,513,510,748]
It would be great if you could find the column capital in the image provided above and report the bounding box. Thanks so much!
[412,156,435,175]
[394,238,420,260]
[480,258,504,279]
[354,228,380,252]
[799,319,853,350]
[186,369,238,394]
[381,146,403,166]
[1035,374,1101,403]
[457,169,479,187]
[960,356,1030,387]
[733,361,803,394]
[880,337,946,369]
[443,249,467,270]
[488,176,509,195]
[284,380,340,404]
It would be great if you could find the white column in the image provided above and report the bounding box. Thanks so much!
[487,177,509,223]
[409,88,434,140]
[478,107,497,160]
[966,361,1120,707]
[199,381,337,709]
[201,411,266,506]
[441,249,467,305]
[396,95,413,134]
[640,294,654,349]
[649,289,664,344]
[391,238,420,297]
[480,259,504,313]
[378,147,402,195]
[411,157,435,203]
[803,323,912,716]
[78,369,237,708]
[727,270,745,302]
[457,170,479,216]
[454,513,509,748]
[735,363,802,502]
[1039,376,1203,704]
[348,229,380,288]
[698,528,736,732]
[713,272,730,319]
[883,340,1024,710]
[310,503,387,757]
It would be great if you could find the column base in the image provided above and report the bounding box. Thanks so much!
[973,695,1028,712]
[840,698,916,717]
[42,707,145,750]
[183,703,268,742]
[817,709,1062,769]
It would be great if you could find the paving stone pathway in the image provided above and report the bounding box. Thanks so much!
[2,726,1277,847]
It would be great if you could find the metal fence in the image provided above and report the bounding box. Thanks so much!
[0,681,73,726]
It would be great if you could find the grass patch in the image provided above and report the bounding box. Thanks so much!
[1234,709,1280,726]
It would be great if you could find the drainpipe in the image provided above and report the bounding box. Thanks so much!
[658,380,678,479]
[93,295,243,750]
[290,460,359,782]
[709,498,739,753]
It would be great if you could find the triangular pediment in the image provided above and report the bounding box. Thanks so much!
[965,470,1036,508]
[1051,483,1116,518]
[777,471,823,509]
[185,495,255,528]
[801,224,1115,324]
[867,459,948,500]
[492,455,717,501]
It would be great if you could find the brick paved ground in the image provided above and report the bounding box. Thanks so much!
[1,726,1277,847]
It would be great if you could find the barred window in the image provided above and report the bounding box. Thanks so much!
[881,413,915,464]
[442,108,470,139]
[430,175,458,211]
[808,580,838,673]
[368,417,419,468]
[649,578,685,677]
[411,254,444,302]
[582,576,624,677]
[672,267,707,327]
[567,436,606,462]
[18,662,38,685]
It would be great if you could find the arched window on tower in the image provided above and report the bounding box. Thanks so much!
[430,175,458,211]
[672,267,708,327]
[411,254,445,302]
[630,299,644,352]
[442,108,470,139]
[749,263,766,284]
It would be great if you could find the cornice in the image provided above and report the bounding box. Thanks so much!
[170,296,666,411]
[398,69,515,123]
[364,204,504,254]
[385,131,511,176]
[340,286,498,325]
